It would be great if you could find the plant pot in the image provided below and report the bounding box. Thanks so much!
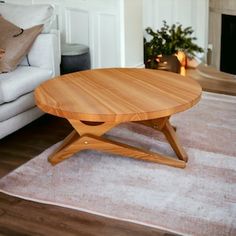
[157,55,181,73]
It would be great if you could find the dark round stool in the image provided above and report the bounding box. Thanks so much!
[60,44,91,75]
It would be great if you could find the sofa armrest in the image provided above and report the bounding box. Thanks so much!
[20,30,60,76]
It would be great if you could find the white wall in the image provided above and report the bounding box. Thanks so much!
[4,0,144,68]
[121,0,143,67]
[3,0,209,67]
[143,0,209,59]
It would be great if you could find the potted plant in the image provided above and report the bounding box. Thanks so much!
[144,21,204,73]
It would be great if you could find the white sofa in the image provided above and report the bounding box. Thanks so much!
[0,3,60,139]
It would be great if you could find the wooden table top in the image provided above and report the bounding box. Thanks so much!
[35,68,202,122]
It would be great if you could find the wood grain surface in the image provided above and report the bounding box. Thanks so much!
[35,68,202,122]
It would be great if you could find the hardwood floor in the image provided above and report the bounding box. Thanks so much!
[0,68,235,236]
[0,115,178,236]
[187,64,236,96]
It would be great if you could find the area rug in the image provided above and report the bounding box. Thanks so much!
[0,92,236,236]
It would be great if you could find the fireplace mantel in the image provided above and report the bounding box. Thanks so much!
[209,0,236,70]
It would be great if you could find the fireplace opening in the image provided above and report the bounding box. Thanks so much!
[220,14,236,75]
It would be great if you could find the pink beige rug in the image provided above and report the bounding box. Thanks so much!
[0,92,236,236]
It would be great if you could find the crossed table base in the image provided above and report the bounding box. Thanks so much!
[48,116,188,168]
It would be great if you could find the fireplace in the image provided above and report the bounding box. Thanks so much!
[220,14,236,75]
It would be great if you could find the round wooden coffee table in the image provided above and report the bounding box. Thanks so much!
[35,68,202,168]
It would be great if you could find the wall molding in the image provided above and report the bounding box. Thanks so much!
[96,12,119,68]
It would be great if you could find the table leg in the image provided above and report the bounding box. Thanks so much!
[136,116,188,162]
[48,120,117,165]
[48,118,186,168]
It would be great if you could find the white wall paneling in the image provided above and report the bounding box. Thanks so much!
[16,0,213,68]
[4,0,210,66]
[64,8,89,45]
[58,0,120,69]
[96,12,119,68]
[123,0,143,67]
[4,0,144,69]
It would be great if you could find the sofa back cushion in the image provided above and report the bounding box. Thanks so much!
[0,16,43,73]
[20,32,61,77]
[0,3,54,33]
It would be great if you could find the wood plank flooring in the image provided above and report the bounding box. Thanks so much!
[0,68,235,236]
[187,64,236,96]
[0,115,177,236]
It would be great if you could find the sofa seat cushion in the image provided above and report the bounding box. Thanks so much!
[0,66,52,104]
[0,92,35,122]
